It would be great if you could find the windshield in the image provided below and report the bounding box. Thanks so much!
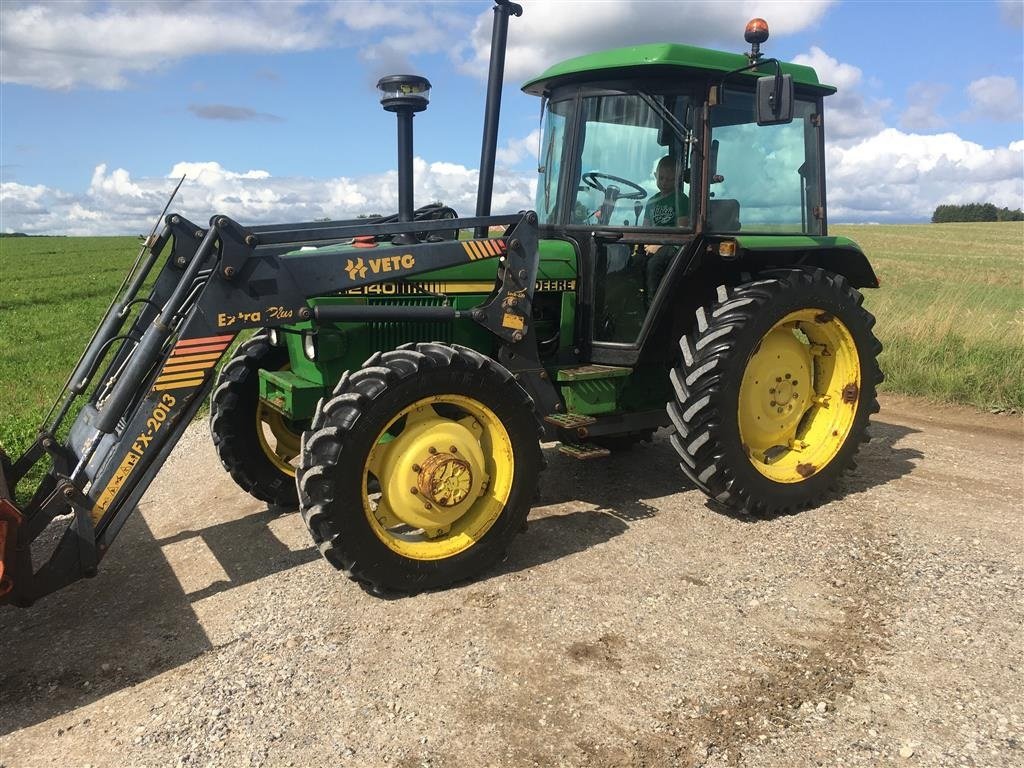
[534,90,696,229]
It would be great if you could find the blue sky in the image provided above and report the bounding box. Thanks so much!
[1,0,1022,234]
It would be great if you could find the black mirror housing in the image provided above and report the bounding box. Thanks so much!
[756,74,793,125]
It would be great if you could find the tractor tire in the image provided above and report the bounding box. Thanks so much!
[298,343,543,594]
[667,268,882,514]
[210,333,302,508]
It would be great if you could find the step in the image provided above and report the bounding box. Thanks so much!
[555,364,632,382]
[557,442,611,460]
[543,412,598,430]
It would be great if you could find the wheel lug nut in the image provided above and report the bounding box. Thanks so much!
[411,464,421,472]
[428,447,437,455]
[769,388,776,394]
[770,400,777,406]
[776,377,782,382]
[785,373,791,379]
[449,445,458,453]
[424,502,433,510]
[777,407,784,414]
[410,487,419,495]
[792,380,798,386]
[792,393,799,399]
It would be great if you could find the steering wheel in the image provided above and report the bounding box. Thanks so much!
[582,172,647,200]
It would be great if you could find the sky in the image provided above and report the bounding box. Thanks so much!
[1,0,1022,235]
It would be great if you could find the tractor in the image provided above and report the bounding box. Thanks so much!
[0,2,881,605]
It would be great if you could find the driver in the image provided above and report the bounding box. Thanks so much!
[642,156,689,296]
[643,155,689,228]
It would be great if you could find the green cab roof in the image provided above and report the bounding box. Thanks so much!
[522,43,836,96]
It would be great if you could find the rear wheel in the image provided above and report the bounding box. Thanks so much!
[298,343,543,594]
[667,268,882,514]
[210,333,302,508]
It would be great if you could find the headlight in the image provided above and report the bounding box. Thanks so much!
[268,328,281,346]
[302,332,317,360]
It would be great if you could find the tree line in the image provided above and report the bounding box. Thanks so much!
[932,203,1024,223]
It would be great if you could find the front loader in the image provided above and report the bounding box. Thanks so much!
[1,5,882,606]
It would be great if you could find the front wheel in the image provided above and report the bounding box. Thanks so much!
[298,343,543,594]
[667,268,882,514]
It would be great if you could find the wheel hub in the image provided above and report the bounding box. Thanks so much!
[378,411,489,531]
[416,452,473,507]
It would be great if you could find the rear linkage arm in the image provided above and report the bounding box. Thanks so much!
[1,210,558,606]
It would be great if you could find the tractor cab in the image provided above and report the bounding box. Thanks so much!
[524,36,835,349]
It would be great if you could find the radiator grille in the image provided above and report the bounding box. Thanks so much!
[367,297,453,349]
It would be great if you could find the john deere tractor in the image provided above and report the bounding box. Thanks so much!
[0,4,880,606]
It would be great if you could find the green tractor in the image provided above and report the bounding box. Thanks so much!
[0,4,880,606]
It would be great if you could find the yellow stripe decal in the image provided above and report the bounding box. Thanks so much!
[484,240,499,256]
[162,360,217,374]
[176,334,234,348]
[170,343,230,357]
[461,242,475,260]
[153,378,204,391]
[156,370,211,384]
[469,241,488,260]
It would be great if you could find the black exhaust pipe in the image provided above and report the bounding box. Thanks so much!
[474,0,523,237]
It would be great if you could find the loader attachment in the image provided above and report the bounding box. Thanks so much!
[1,205,549,607]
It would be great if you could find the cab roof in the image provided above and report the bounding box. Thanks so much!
[521,42,836,96]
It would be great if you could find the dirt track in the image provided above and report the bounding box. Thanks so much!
[1,394,1022,767]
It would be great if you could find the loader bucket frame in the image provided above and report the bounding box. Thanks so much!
[0,209,557,606]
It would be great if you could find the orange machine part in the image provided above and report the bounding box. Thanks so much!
[0,498,24,600]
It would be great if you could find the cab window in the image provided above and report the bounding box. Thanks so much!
[572,92,695,230]
[709,89,822,233]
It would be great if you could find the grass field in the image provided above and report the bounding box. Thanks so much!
[832,222,1023,413]
[1,223,1021,461]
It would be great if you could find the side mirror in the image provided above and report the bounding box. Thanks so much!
[756,74,793,125]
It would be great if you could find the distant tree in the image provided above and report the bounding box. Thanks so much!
[932,203,1022,223]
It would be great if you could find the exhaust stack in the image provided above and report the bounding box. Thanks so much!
[474,0,523,237]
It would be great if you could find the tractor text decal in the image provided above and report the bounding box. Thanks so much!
[92,392,177,523]
[345,254,416,281]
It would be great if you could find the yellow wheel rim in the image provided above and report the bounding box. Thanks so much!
[362,395,514,560]
[256,401,301,477]
[738,309,860,483]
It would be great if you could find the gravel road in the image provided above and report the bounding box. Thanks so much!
[1,394,1021,768]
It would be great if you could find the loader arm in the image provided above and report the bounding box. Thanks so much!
[0,211,551,607]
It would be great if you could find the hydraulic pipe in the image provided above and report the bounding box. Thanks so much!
[92,225,220,435]
[474,0,523,238]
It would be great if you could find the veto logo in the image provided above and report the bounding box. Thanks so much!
[345,254,416,281]
[345,258,368,280]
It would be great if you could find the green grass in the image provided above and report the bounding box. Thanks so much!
[832,222,1024,411]
[1,236,144,461]
[1,223,1021,464]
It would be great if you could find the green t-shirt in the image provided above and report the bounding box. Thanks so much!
[643,189,689,227]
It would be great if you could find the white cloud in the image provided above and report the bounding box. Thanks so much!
[792,47,888,142]
[899,83,947,132]
[827,129,1024,221]
[966,76,1024,122]
[1,160,537,236]
[460,0,835,81]
[496,129,542,167]
[0,2,335,89]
